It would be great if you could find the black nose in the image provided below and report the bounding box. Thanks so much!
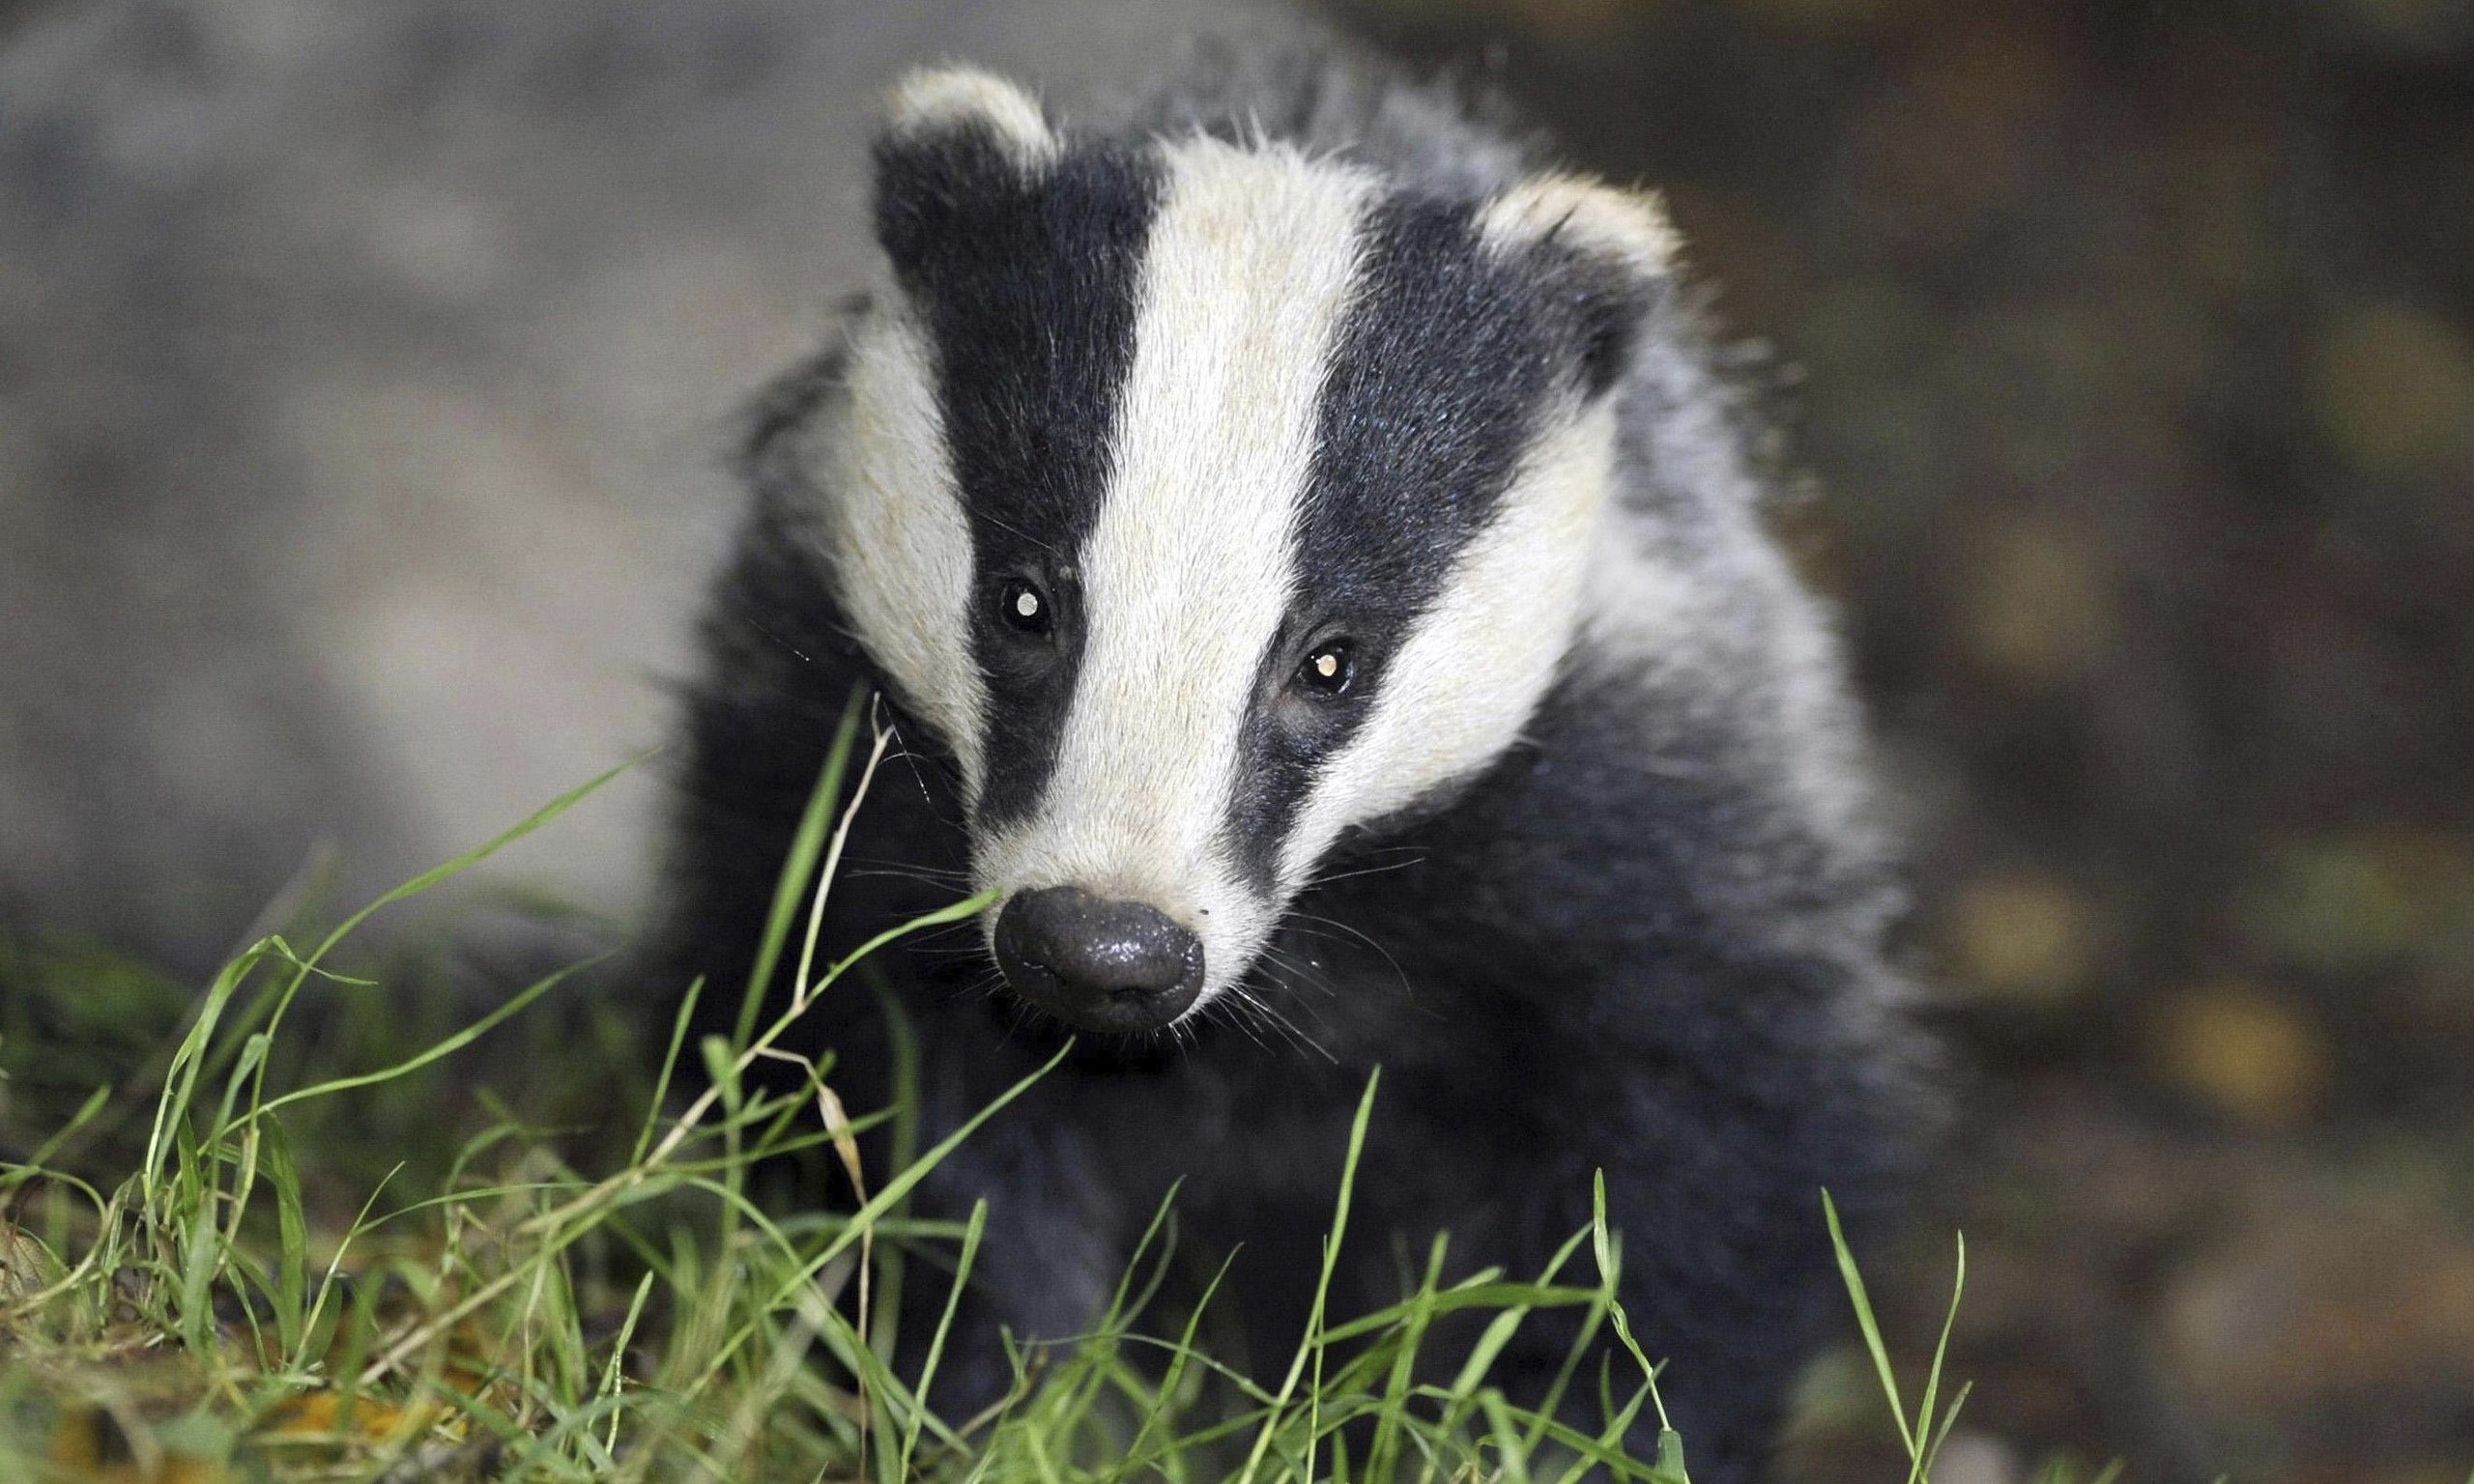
[993,886,1205,1033]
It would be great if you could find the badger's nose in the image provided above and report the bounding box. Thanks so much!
[993,886,1205,1033]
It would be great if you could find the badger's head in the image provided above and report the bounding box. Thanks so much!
[816,66,1675,1035]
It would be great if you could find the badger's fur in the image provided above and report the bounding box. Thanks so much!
[665,50,1929,1480]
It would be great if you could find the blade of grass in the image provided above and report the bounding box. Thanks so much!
[262,1115,307,1355]
[238,756,645,1133]
[631,977,705,1167]
[1238,1067,1380,1484]
[1910,1229,1969,1484]
[240,955,604,1128]
[1823,1186,1915,1461]
[0,1084,110,1197]
[898,1198,986,1481]
[598,1270,657,1459]
[737,686,867,1047]
[676,1040,1069,1398]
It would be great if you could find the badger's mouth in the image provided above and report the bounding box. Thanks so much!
[989,885,1208,1035]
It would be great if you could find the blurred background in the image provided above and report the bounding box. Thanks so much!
[2,1,2469,1480]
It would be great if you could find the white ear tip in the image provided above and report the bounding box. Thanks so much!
[884,66,1057,162]
[1480,175,1680,278]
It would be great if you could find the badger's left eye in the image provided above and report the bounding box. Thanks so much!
[1293,641,1354,697]
[997,579,1053,637]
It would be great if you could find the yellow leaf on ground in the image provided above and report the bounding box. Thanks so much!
[258,1389,438,1445]
[2149,980,2329,1127]
[48,1404,229,1483]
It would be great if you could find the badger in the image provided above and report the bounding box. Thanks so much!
[662,50,1930,1481]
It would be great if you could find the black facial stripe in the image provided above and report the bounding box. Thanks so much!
[1223,617,1374,895]
[1222,195,1572,889]
[1304,197,1570,602]
[873,131,1161,825]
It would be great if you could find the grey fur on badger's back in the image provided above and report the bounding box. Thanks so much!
[664,46,1931,1483]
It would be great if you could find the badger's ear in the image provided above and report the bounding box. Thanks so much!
[1480,174,1680,398]
[874,66,1057,281]
[881,66,1057,162]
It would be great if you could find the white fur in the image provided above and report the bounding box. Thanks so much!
[1281,399,1623,888]
[1479,174,1679,280]
[1576,513,1700,676]
[883,66,1058,166]
[971,136,1376,1008]
[825,313,988,795]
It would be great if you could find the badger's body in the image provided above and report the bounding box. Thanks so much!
[665,50,1928,1480]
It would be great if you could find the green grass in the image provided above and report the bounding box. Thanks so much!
[0,693,1969,1482]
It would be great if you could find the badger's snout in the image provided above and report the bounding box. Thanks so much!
[992,886,1206,1033]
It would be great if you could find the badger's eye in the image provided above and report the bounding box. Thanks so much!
[998,580,1052,637]
[1294,641,1353,697]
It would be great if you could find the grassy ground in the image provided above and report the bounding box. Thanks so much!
[0,713,1977,1483]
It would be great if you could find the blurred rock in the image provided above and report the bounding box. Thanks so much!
[2237,830,2474,983]
[1775,1342,1895,1453]
[1941,872,2096,1008]
[2314,301,2474,483]
[1844,17,2068,246]
[1665,185,1809,327]
[2157,1175,2474,1439]
[1506,0,1633,41]
[2147,980,2330,1127]
[1731,0,1945,33]
[1956,510,2116,689]
[1928,1431,2023,1484]
[2316,0,2474,63]
[1796,277,1947,518]
[2163,124,2287,301]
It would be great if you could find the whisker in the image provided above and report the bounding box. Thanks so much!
[742,616,820,667]
[1254,943,1338,1001]
[881,722,970,831]
[1203,981,1278,1052]
[1282,912,1412,999]
[1302,851,1430,890]
[1234,956,1338,1062]
[843,868,978,891]
[842,855,970,880]
[976,508,1060,557]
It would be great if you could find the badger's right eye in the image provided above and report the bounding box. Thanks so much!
[997,579,1053,637]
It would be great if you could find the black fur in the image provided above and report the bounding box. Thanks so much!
[660,52,1931,1484]
[875,128,1159,828]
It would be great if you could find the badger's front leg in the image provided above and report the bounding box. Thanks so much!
[897,1049,1154,1417]
[1437,953,1919,1484]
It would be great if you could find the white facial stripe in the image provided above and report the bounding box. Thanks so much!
[827,314,987,797]
[974,136,1377,1004]
[1281,399,1623,889]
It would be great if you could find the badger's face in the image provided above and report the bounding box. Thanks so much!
[817,69,1675,1035]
